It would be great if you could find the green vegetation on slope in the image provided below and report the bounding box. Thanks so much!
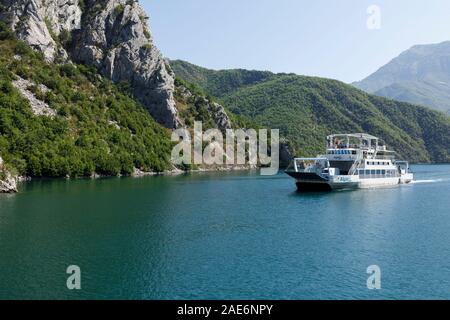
[172,61,450,163]
[174,77,260,131]
[171,60,278,98]
[0,26,173,178]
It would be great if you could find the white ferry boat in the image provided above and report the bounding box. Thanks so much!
[285,133,414,191]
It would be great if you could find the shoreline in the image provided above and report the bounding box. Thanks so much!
[3,163,449,194]
[3,165,262,193]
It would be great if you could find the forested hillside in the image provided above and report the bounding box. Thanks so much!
[0,27,173,178]
[172,60,450,163]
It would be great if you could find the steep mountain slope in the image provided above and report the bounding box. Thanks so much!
[0,1,246,185]
[353,41,450,114]
[172,61,450,163]
[1,0,180,128]
[0,29,173,178]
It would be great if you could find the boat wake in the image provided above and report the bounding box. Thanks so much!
[411,179,443,184]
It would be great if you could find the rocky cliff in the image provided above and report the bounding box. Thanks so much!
[0,156,17,193]
[70,0,180,128]
[0,0,81,61]
[0,0,180,128]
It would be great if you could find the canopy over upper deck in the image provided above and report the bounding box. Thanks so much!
[327,133,379,141]
[327,133,381,149]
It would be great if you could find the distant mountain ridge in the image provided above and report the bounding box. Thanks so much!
[171,60,450,163]
[353,41,450,114]
[170,60,280,98]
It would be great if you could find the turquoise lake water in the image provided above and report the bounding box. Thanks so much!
[1,164,450,299]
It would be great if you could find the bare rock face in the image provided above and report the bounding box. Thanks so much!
[176,85,232,131]
[207,102,232,131]
[42,0,82,36]
[70,0,180,128]
[0,0,82,61]
[0,156,18,193]
[12,76,57,117]
[279,140,294,168]
[1,0,180,129]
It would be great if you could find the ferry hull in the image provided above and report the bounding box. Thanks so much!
[286,171,412,192]
[286,171,331,192]
[296,181,332,192]
[286,171,359,192]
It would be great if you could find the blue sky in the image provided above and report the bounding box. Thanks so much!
[142,0,450,83]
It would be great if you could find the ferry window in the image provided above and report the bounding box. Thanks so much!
[352,150,357,155]
[382,170,386,175]
[376,170,381,175]
[371,170,376,175]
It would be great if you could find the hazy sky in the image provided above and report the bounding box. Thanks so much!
[142,0,450,83]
